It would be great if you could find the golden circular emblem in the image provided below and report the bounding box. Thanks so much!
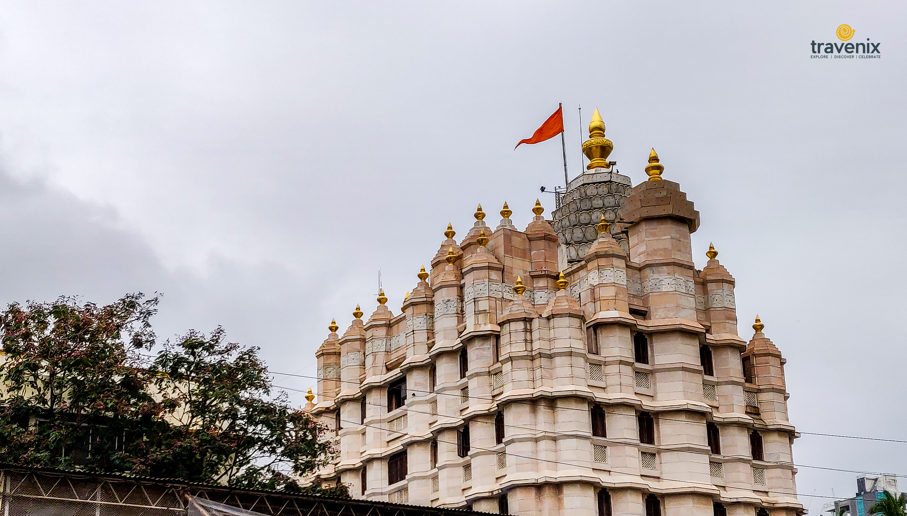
[836,24,854,41]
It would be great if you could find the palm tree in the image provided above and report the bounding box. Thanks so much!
[869,491,907,516]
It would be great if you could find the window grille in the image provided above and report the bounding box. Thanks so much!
[460,386,470,404]
[463,463,472,482]
[493,371,504,389]
[389,488,408,503]
[745,390,758,408]
[635,371,651,390]
[593,444,608,463]
[497,452,507,470]
[429,400,438,415]
[703,383,717,401]
[640,451,658,470]
[710,462,724,478]
[431,475,439,493]
[753,467,766,485]
[589,363,604,382]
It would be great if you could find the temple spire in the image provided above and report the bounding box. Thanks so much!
[582,108,614,170]
[645,148,664,181]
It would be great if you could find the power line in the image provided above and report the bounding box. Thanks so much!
[273,383,907,482]
[269,370,907,446]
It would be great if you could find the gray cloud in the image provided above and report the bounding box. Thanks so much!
[1,0,906,506]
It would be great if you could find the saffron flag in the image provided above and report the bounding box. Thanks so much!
[515,105,564,149]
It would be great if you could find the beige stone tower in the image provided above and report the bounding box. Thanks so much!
[308,112,802,516]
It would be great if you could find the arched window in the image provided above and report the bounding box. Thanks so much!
[757,508,769,516]
[360,396,366,424]
[750,429,764,461]
[457,425,470,457]
[334,410,341,432]
[430,438,438,468]
[498,493,509,515]
[429,365,436,392]
[714,502,727,516]
[360,466,367,495]
[459,348,469,379]
[638,411,655,445]
[495,411,505,444]
[591,404,607,438]
[645,494,661,516]
[634,333,649,364]
[742,355,755,383]
[700,345,715,376]
[587,324,599,354]
[707,422,721,455]
[493,335,501,363]
[597,489,612,516]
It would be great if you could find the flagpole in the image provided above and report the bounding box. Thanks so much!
[559,102,569,189]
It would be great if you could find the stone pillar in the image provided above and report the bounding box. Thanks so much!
[315,323,341,404]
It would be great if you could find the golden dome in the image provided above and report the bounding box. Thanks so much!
[353,304,363,319]
[706,243,718,260]
[514,276,526,295]
[377,289,388,305]
[444,223,456,240]
[596,214,610,234]
[532,199,544,216]
[304,388,315,403]
[582,108,614,170]
[753,315,765,333]
[477,229,489,247]
[474,204,485,221]
[328,319,339,333]
[418,265,429,282]
[500,202,512,219]
[556,271,568,290]
[645,148,664,181]
[445,247,456,265]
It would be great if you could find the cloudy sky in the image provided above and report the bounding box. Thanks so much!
[0,0,904,507]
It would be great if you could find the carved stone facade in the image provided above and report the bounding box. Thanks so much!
[307,121,802,516]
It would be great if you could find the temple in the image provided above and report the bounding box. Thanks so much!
[305,109,802,516]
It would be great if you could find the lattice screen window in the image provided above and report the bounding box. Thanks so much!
[497,452,507,470]
[463,463,472,482]
[710,462,724,478]
[593,444,608,463]
[492,371,504,389]
[388,415,407,434]
[745,390,759,407]
[635,371,651,390]
[460,387,470,404]
[640,451,658,470]
[589,363,604,383]
[429,400,438,415]
[431,476,439,493]
[753,467,766,485]
[389,488,408,504]
[703,383,717,402]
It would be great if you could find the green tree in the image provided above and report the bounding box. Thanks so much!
[870,491,907,516]
[0,294,342,495]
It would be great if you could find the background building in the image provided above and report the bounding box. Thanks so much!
[307,110,803,516]
[828,475,900,516]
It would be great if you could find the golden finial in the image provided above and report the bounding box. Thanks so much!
[377,289,388,306]
[582,108,614,170]
[500,202,512,219]
[706,243,718,260]
[444,223,456,240]
[353,305,363,319]
[532,199,544,216]
[305,388,315,403]
[445,247,456,264]
[418,265,429,282]
[556,271,568,290]
[328,319,339,333]
[474,204,486,221]
[477,229,489,247]
[596,214,610,234]
[589,108,605,137]
[513,276,526,295]
[753,315,764,334]
[645,148,664,181]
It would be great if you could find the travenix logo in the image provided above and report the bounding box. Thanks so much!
[811,24,881,59]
